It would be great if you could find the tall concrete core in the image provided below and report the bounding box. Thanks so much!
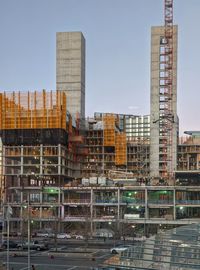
[56,32,85,119]
[150,26,178,179]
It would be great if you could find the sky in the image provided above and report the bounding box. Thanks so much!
[0,0,200,135]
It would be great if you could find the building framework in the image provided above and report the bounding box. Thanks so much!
[5,184,200,236]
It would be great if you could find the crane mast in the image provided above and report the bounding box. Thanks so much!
[159,0,174,178]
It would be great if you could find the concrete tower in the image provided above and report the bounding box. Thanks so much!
[150,26,178,179]
[56,32,85,119]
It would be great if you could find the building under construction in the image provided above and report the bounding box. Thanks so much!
[0,90,85,231]
[83,113,149,179]
[1,97,200,234]
[1,0,200,238]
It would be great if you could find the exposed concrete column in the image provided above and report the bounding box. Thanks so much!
[117,187,120,221]
[90,188,93,236]
[173,188,176,220]
[20,191,23,233]
[145,188,148,219]
[61,204,64,219]
[58,144,61,175]
[39,190,42,229]
[58,188,61,232]
[40,144,43,175]
[21,146,23,175]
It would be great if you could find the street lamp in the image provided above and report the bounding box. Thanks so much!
[6,203,12,270]
[27,195,31,270]
[22,194,31,270]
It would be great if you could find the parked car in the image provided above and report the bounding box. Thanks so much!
[56,233,71,239]
[17,240,48,251]
[2,232,20,237]
[36,232,49,238]
[110,245,131,254]
[74,234,84,240]
[1,240,18,249]
[47,232,55,238]
[134,236,146,242]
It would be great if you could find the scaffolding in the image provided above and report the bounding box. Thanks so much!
[0,90,67,130]
[115,133,127,166]
[103,114,115,146]
[137,138,149,178]
[159,0,174,178]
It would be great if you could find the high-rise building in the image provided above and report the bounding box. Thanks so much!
[56,32,85,119]
[150,26,178,179]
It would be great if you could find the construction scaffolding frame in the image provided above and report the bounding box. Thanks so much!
[0,90,67,130]
[159,0,174,178]
[103,114,115,147]
[115,133,127,166]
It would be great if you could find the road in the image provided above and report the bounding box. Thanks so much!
[0,237,132,269]
[0,245,112,270]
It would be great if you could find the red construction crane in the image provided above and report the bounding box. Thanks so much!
[159,0,174,178]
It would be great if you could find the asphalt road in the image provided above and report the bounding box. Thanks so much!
[0,247,112,270]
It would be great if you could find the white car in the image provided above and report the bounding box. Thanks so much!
[134,236,146,242]
[56,233,71,239]
[75,234,84,240]
[110,245,130,254]
[36,232,49,238]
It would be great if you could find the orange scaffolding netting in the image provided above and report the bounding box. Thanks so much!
[115,133,127,165]
[103,114,115,146]
[0,90,67,130]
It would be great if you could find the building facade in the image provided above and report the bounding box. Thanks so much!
[83,114,150,179]
[0,90,84,231]
[1,93,200,235]
[6,184,200,236]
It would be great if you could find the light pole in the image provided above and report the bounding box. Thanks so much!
[27,194,31,270]
[6,203,12,270]
[22,194,31,270]
[6,206,9,270]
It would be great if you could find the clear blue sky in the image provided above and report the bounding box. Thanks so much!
[0,0,199,135]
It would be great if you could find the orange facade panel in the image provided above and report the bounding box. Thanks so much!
[0,90,67,130]
[115,133,127,166]
[103,115,115,146]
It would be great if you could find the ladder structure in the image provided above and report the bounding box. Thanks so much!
[137,138,149,178]
[159,0,174,178]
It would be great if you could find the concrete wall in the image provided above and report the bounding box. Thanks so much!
[56,32,85,119]
[150,26,178,178]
